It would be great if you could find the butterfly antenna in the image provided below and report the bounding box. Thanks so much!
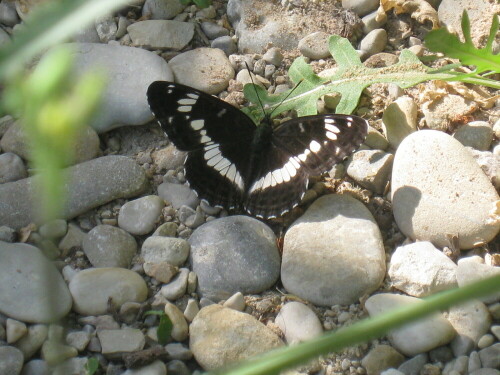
[244,62,268,120]
[268,78,304,119]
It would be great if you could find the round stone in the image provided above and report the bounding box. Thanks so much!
[189,216,280,301]
[141,236,190,266]
[391,130,500,249]
[0,242,72,323]
[382,96,418,148]
[0,152,27,183]
[275,302,323,344]
[189,305,283,370]
[83,225,137,268]
[453,121,494,151]
[118,195,165,235]
[281,194,385,306]
[69,268,148,315]
[298,31,331,59]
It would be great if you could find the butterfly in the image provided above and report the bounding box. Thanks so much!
[147,81,368,219]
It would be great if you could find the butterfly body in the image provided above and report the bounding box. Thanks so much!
[147,81,368,219]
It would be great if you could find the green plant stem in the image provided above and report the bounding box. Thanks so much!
[211,274,500,375]
[0,0,132,78]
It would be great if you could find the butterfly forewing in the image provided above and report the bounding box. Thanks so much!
[147,81,369,219]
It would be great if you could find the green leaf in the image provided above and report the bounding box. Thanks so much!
[84,357,99,375]
[157,314,173,345]
[425,10,500,74]
[243,35,460,123]
[193,0,212,8]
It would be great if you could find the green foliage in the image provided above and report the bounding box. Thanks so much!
[425,10,500,74]
[2,46,104,221]
[84,357,99,375]
[179,0,212,9]
[144,310,173,345]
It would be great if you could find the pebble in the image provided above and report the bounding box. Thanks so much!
[189,305,283,370]
[123,360,167,375]
[298,31,331,60]
[467,149,500,189]
[0,122,100,164]
[144,261,178,283]
[346,149,394,194]
[184,299,200,322]
[164,302,189,342]
[263,47,284,66]
[72,23,100,43]
[281,194,385,306]
[0,242,72,323]
[447,300,491,357]
[166,359,190,375]
[382,96,418,149]
[0,152,27,183]
[6,318,27,344]
[64,43,172,132]
[15,324,48,360]
[478,343,500,368]
[157,182,199,209]
[152,145,186,172]
[0,346,24,375]
[52,357,87,375]
[0,225,16,242]
[470,370,500,375]
[41,339,78,366]
[66,331,91,352]
[58,223,86,255]
[456,256,500,303]
[118,195,165,235]
[453,121,494,151]
[0,1,20,26]
[38,219,67,239]
[141,236,190,266]
[388,241,458,297]
[189,215,280,301]
[492,325,500,340]
[168,48,235,94]
[69,268,148,315]
[275,302,323,344]
[365,125,389,150]
[391,130,500,249]
[359,29,387,59]
[361,345,405,375]
[211,35,237,56]
[363,52,399,68]
[429,346,454,363]
[98,328,145,356]
[152,222,178,237]
[362,10,387,34]
[223,292,246,312]
[0,155,148,229]
[20,359,49,375]
[82,225,137,268]
[142,0,184,19]
[468,351,482,372]
[160,268,189,300]
[201,21,229,39]
[365,293,456,356]
[165,343,192,360]
[398,353,428,375]
[116,16,130,39]
[95,15,117,42]
[422,94,476,131]
[127,20,194,50]
[0,27,10,46]
[477,334,494,349]
[341,0,380,16]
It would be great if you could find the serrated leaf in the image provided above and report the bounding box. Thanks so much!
[425,10,500,74]
[243,35,457,123]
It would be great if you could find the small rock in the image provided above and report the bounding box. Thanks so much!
[223,292,246,311]
[14,324,48,360]
[365,125,389,150]
[365,293,456,356]
[478,343,500,369]
[168,48,235,94]
[422,94,476,131]
[456,256,500,303]
[82,225,137,268]
[144,262,178,283]
[342,0,380,17]
[0,152,27,183]
[359,29,387,58]
[142,0,184,19]
[152,222,178,237]
[58,223,86,255]
[388,241,458,297]
[382,96,418,148]
[346,149,393,194]
[362,10,387,34]
[263,47,284,66]
[184,299,200,322]
[20,359,50,375]
[160,268,189,300]
[453,121,494,151]
[6,318,27,344]
[477,334,495,349]
[189,305,283,370]
[164,302,189,342]
[201,21,229,39]
[275,302,323,344]
[158,182,199,209]
[128,20,194,50]
[123,360,167,375]
[0,346,24,375]
[141,236,190,266]
[165,343,192,360]
[41,339,78,366]
[118,195,165,235]
[98,328,145,356]
[66,331,91,352]
[69,268,148,315]
[0,226,16,242]
[0,1,19,26]
[398,353,428,375]
[298,31,331,59]
[39,219,68,239]
[211,35,237,56]
[361,345,405,375]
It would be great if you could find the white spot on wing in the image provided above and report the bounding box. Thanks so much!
[310,140,321,153]
[325,124,340,133]
[187,93,199,99]
[299,123,305,133]
[217,108,227,117]
[191,119,204,130]
[178,98,196,105]
[200,135,211,143]
[178,106,191,112]
[204,146,220,160]
[326,131,337,140]
[207,153,222,166]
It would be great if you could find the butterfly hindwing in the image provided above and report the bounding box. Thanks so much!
[272,114,368,175]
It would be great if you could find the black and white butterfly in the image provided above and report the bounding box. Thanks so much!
[147,81,368,219]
